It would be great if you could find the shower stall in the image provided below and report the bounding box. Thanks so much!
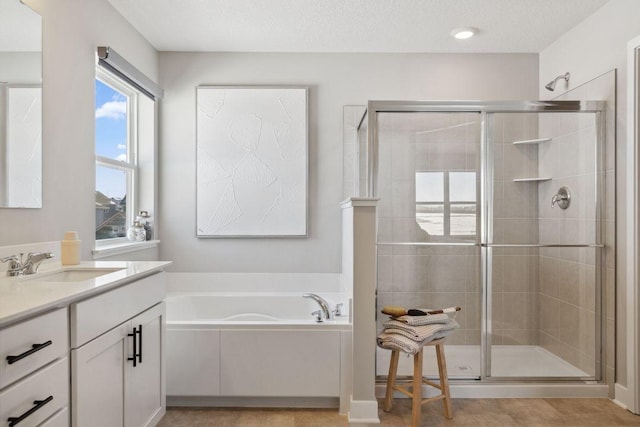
[354,100,608,383]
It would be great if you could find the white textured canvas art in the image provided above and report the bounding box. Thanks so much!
[196,86,308,237]
[4,86,42,208]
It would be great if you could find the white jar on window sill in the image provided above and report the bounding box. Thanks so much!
[127,221,146,242]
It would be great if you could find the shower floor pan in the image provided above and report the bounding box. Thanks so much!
[376,345,589,379]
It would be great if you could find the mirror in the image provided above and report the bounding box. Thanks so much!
[0,0,42,208]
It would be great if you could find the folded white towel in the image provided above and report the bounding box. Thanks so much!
[377,332,424,354]
[376,329,456,355]
[383,318,459,341]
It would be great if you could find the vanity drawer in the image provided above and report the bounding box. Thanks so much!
[0,357,69,427]
[70,272,165,347]
[0,308,68,389]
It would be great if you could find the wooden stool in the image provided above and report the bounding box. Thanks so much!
[383,338,452,427]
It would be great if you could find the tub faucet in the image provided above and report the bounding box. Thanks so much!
[303,293,333,320]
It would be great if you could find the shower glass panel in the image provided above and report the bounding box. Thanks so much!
[373,112,482,379]
[487,111,602,378]
[360,101,605,383]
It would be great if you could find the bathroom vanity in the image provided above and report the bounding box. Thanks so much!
[0,261,171,427]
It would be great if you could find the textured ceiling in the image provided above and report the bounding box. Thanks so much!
[107,0,610,53]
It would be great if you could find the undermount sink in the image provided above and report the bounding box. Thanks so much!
[26,268,124,283]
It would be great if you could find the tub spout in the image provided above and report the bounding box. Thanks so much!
[303,293,333,320]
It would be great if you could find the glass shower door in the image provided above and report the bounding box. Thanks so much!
[485,111,603,379]
[373,111,483,379]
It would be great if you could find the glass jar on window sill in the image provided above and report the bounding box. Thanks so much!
[126,221,147,242]
[137,210,153,241]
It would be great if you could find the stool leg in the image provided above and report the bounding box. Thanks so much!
[411,349,423,427]
[435,342,453,419]
[384,350,400,412]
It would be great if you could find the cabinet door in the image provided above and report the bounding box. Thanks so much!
[125,303,165,427]
[39,407,69,427]
[72,323,128,427]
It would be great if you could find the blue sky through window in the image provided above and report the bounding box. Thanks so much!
[95,79,128,198]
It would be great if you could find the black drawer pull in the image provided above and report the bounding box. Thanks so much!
[128,327,138,367]
[6,341,52,365]
[7,395,53,426]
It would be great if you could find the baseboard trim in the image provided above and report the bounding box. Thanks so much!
[347,397,380,424]
[167,396,339,408]
[614,383,631,411]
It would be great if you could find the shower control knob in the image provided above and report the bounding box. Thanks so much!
[551,186,571,210]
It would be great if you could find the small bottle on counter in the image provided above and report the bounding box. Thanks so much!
[61,231,81,265]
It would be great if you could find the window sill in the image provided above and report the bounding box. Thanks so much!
[92,239,160,259]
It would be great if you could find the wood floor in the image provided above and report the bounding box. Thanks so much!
[158,398,640,426]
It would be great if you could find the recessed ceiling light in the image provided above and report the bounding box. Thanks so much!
[451,27,476,40]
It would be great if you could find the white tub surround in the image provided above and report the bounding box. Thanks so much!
[165,293,351,409]
[163,272,352,411]
[0,260,171,327]
[341,197,379,424]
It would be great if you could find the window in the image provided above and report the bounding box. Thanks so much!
[415,171,477,237]
[92,47,162,256]
[95,68,138,241]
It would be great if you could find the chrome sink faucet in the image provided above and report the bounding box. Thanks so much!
[303,293,333,321]
[1,252,55,276]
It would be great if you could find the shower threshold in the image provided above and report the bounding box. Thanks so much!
[376,345,590,379]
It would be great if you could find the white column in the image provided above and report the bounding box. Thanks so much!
[341,197,379,423]
[621,35,640,414]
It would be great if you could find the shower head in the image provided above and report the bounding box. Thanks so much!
[545,72,570,91]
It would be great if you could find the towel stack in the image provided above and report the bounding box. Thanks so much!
[376,310,459,355]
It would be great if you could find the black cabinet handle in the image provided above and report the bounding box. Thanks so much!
[7,395,53,426]
[128,327,138,367]
[137,324,143,364]
[6,341,52,365]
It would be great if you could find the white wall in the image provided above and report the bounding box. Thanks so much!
[158,52,538,272]
[0,52,41,83]
[0,0,159,259]
[539,0,640,399]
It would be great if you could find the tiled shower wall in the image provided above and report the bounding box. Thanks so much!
[536,111,599,376]
[538,71,616,387]
[491,113,540,346]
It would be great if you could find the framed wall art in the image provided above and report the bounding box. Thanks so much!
[196,86,308,237]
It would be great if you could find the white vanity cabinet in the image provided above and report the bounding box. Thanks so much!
[0,308,70,427]
[70,272,166,427]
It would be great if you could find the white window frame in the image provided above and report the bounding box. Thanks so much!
[95,67,139,246]
[415,171,477,238]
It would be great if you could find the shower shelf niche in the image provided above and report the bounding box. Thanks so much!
[512,137,552,145]
[512,137,552,181]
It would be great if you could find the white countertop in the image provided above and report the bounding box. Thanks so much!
[0,260,172,328]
